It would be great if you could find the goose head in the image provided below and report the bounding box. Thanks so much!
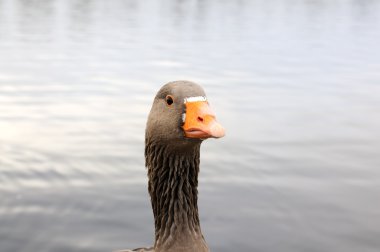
[146,80,225,148]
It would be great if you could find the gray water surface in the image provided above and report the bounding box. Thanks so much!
[1,0,380,251]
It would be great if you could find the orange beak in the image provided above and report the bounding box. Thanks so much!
[182,101,225,139]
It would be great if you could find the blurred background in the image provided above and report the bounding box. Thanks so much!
[1,0,380,251]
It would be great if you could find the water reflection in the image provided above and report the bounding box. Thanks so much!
[1,0,380,251]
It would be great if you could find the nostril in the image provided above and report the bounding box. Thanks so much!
[197,116,204,122]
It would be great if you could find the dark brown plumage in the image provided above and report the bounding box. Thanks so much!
[119,81,225,252]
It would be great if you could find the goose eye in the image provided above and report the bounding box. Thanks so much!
[166,95,174,106]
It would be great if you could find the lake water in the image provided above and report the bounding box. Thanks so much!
[1,0,380,251]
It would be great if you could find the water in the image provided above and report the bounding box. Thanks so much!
[1,0,380,251]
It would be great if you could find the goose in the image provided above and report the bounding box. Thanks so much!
[118,80,225,252]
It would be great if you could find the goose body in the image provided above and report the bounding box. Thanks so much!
[119,81,225,252]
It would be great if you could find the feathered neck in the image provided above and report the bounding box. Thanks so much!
[145,140,209,252]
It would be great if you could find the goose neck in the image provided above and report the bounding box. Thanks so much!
[145,141,208,252]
